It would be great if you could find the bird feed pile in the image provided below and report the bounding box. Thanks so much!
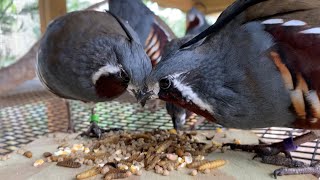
[12,129,228,180]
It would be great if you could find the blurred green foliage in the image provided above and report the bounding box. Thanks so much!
[0,0,16,34]
[144,0,186,37]
[0,0,203,68]
[0,0,39,68]
[0,0,39,35]
[67,0,92,12]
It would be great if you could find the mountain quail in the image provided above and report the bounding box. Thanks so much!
[37,10,152,138]
[139,0,320,176]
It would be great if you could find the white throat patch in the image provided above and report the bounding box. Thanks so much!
[127,84,137,97]
[171,74,213,114]
[92,64,121,84]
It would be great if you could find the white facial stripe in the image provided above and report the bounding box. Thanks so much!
[172,77,213,114]
[282,20,306,26]
[151,83,160,99]
[299,27,320,34]
[261,19,284,24]
[92,64,121,84]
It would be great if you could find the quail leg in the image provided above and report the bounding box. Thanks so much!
[80,107,122,138]
[64,99,75,133]
[273,162,320,179]
[80,107,103,138]
[172,116,185,130]
[260,155,306,168]
[223,131,317,160]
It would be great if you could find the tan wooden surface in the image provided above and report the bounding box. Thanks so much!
[0,129,315,180]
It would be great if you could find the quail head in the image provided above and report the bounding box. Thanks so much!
[37,10,152,138]
[37,10,152,103]
[186,7,210,36]
[110,0,193,129]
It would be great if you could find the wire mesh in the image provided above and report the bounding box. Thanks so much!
[0,87,319,165]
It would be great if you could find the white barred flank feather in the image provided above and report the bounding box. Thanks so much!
[299,27,320,34]
[147,41,160,56]
[146,34,158,50]
[305,91,320,119]
[262,19,284,24]
[282,20,306,26]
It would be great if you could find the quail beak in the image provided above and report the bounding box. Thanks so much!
[136,90,153,107]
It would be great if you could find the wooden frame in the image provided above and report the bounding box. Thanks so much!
[38,0,67,34]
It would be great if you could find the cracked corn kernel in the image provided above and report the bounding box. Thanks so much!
[216,128,223,133]
[203,169,210,174]
[33,159,45,167]
[168,129,177,134]
[76,167,100,180]
[163,170,170,176]
[166,154,178,161]
[190,170,197,176]
[233,139,241,144]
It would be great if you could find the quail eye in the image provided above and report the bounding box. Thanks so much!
[120,70,130,83]
[159,78,171,89]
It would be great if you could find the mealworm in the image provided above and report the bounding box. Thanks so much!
[92,142,101,150]
[57,159,81,168]
[157,160,174,168]
[146,154,161,171]
[85,152,110,161]
[186,160,209,169]
[156,140,172,153]
[145,153,156,167]
[189,150,206,156]
[145,147,155,160]
[104,169,130,180]
[198,160,226,171]
[76,167,101,180]
[100,136,120,145]
[124,153,139,163]
[132,133,152,140]
[135,153,145,162]
[118,161,132,168]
